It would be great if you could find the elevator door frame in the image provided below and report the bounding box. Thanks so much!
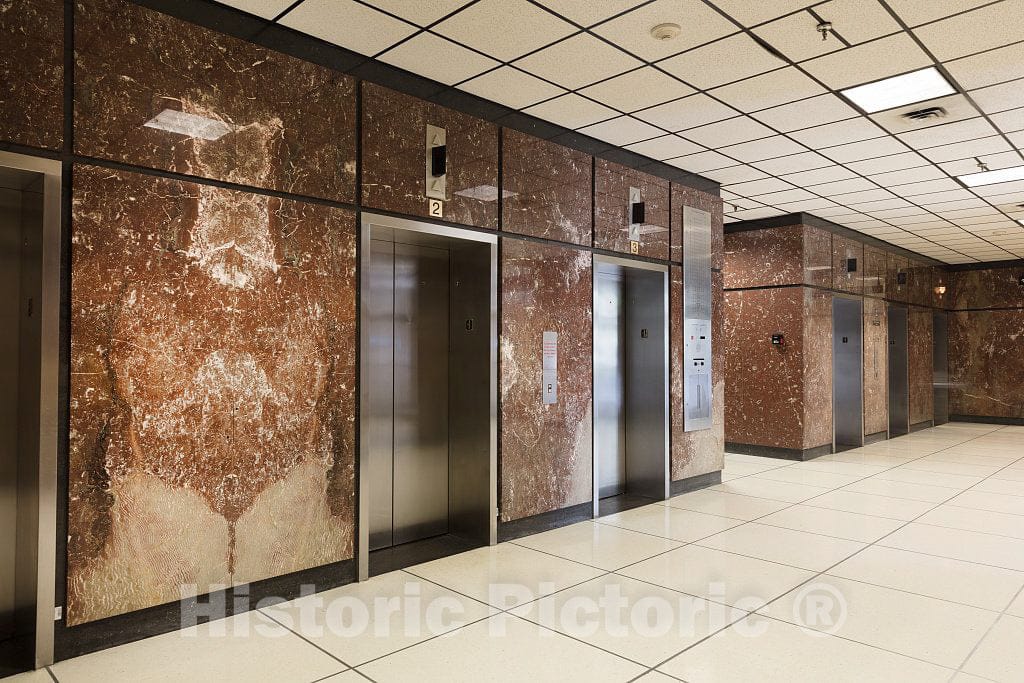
[592,255,670,518]
[0,152,60,669]
[888,305,910,437]
[832,295,864,451]
[358,213,497,581]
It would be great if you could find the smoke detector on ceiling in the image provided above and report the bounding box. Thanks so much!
[650,23,681,41]
[901,106,947,122]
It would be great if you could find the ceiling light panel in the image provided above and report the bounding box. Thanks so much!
[657,33,785,90]
[579,67,694,112]
[514,33,642,89]
[802,33,932,90]
[840,67,956,114]
[591,0,737,61]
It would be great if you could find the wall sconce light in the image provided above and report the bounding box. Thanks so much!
[934,285,947,296]
[1018,274,1024,287]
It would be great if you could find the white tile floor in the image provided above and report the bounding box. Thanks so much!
[12,422,1024,683]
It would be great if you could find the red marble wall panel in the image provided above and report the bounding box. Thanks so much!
[68,165,356,625]
[863,245,887,298]
[723,226,804,289]
[949,266,1024,310]
[362,82,498,229]
[803,226,833,289]
[908,259,934,308]
[672,269,724,480]
[594,159,669,260]
[908,307,934,426]
[670,184,724,267]
[501,129,592,245]
[886,254,910,303]
[0,0,63,149]
[500,238,592,521]
[802,288,833,449]
[949,310,1024,418]
[74,0,356,202]
[832,235,864,295]
[863,297,888,436]
[724,287,806,451]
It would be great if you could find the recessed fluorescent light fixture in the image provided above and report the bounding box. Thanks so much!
[957,165,1024,187]
[144,109,234,141]
[839,67,956,114]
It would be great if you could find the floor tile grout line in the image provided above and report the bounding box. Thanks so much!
[347,611,497,672]
[942,502,1024,518]
[911,519,1024,544]
[257,603,356,672]
[951,581,1024,678]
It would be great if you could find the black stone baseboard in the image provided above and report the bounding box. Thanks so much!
[950,414,1024,426]
[910,420,935,432]
[370,534,484,577]
[670,470,722,496]
[498,501,593,542]
[725,442,833,461]
[54,558,355,662]
[864,430,888,445]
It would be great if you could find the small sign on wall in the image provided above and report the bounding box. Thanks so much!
[629,240,639,254]
[428,198,443,218]
[542,331,558,405]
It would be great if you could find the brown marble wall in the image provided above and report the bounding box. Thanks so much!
[723,226,804,289]
[864,245,887,298]
[0,0,63,150]
[908,307,934,426]
[502,129,592,246]
[949,310,1024,418]
[863,297,888,436]
[804,226,833,289]
[362,83,498,229]
[933,268,950,309]
[724,287,806,450]
[886,254,910,303]
[672,269,724,480]
[594,160,669,260]
[74,0,357,202]
[68,165,356,625]
[803,288,833,449]
[832,235,864,295]
[671,184,724,267]
[500,238,592,522]
[908,260,934,308]
[950,267,1024,310]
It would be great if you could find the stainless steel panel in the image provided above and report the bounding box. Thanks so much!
[595,265,626,499]
[933,311,949,426]
[682,206,712,431]
[367,239,395,551]
[888,306,910,437]
[0,185,21,644]
[832,297,864,449]
[392,242,450,546]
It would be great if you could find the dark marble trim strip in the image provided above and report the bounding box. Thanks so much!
[949,306,1024,312]
[497,502,593,543]
[53,559,355,661]
[949,414,1024,425]
[910,421,935,433]
[725,442,833,461]
[947,259,1024,272]
[368,535,484,577]
[864,430,888,445]
[724,282,947,311]
[669,471,722,496]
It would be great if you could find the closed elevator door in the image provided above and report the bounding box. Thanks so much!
[888,306,910,437]
[369,239,450,551]
[832,297,864,450]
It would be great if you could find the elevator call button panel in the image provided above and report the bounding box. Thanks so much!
[542,331,558,405]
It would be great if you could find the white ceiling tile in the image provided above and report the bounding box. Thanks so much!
[939,207,1002,219]
[1007,129,1024,148]
[833,188,897,204]
[365,0,472,25]
[280,0,417,55]
[846,151,930,174]
[579,67,694,112]
[782,165,859,186]
[680,116,775,147]
[808,177,879,195]
[789,117,888,148]
[814,206,861,217]
[991,108,1024,134]
[869,94,982,134]
[522,93,618,128]
[657,34,786,89]
[774,197,840,211]
[710,0,817,26]
[749,150,832,174]
[938,150,1024,175]
[378,32,499,85]
[624,134,703,160]
[514,33,642,89]
[752,93,861,132]
[705,165,771,184]
[821,136,912,163]
[972,179,1024,198]
[434,0,576,61]
[634,94,738,131]
[726,177,797,196]
[801,33,932,90]
[913,0,1024,62]
[219,0,293,19]
[535,0,640,27]
[870,207,931,219]
[857,198,913,211]
[577,116,664,145]
[971,78,1024,114]
[710,67,826,112]
[869,164,945,186]
[927,197,989,211]
[723,137,811,164]
[591,0,738,61]
[459,67,565,109]
[751,188,819,204]
[813,0,902,44]
[945,42,1024,91]
[664,150,737,173]
[917,135,1013,163]
[890,178,963,196]
[897,117,999,149]
[728,207,787,220]
[913,188,977,204]
[752,11,844,62]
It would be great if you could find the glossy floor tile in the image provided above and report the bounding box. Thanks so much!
[695,522,866,572]
[595,504,741,543]
[756,504,905,542]
[511,520,681,570]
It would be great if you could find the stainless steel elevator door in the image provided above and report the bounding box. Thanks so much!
[832,297,864,449]
[0,185,21,645]
[368,240,450,550]
[888,306,910,437]
[595,266,626,499]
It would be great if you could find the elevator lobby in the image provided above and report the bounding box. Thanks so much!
[1,0,1023,681]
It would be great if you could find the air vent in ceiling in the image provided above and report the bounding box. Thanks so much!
[901,106,947,122]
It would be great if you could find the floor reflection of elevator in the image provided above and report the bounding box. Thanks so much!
[361,216,495,579]
[888,305,910,437]
[594,258,668,517]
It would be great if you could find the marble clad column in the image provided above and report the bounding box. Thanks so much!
[594,159,669,260]
[0,0,63,149]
